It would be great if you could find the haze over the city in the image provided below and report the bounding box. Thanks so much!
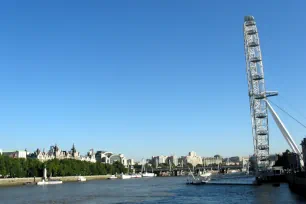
[1,1,306,160]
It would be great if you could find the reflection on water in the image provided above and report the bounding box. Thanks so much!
[0,176,305,204]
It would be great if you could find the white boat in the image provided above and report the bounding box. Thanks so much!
[187,169,211,185]
[77,176,86,182]
[119,173,132,179]
[142,172,155,177]
[131,174,142,178]
[37,179,63,185]
[108,175,117,179]
[37,166,62,185]
[199,172,212,183]
[140,159,156,177]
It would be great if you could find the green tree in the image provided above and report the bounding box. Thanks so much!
[0,156,7,177]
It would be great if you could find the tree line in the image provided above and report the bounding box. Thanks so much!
[0,155,127,178]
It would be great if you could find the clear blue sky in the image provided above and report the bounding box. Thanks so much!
[1,1,306,160]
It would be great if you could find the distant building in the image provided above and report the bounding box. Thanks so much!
[127,159,134,166]
[152,155,168,167]
[2,150,27,159]
[222,156,241,165]
[29,148,54,162]
[95,151,112,163]
[80,149,96,163]
[158,156,168,164]
[203,155,222,166]
[182,151,202,167]
[120,154,128,167]
[0,149,2,155]
[29,144,97,163]
[167,155,178,166]
[95,151,129,167]
[45,144,80,160]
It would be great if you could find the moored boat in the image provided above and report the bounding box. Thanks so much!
[37,179,63,185]
[108,175,117,179]
[119,173,132,179]
[131,174,142,178]
[199,172,212,183]
[36,166,63,185]
[142,172,155,177]
[77,176,86,182]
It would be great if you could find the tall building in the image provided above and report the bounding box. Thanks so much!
[151,155,168,167]
[158,156,168,164]
[167,155,178,166]
[152,156,159,168]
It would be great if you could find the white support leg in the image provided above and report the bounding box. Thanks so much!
[265,100,304,167]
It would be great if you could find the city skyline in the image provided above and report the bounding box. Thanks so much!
[1,1,306,160]
[0,143,278,162]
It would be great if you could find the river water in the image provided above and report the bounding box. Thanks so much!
[0,176,305,204]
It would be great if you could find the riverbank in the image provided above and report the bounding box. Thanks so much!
[0,175,111,187]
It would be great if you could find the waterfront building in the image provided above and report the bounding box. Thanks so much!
[95,151,129,167]
[30,148,55,162]
[203,155,223,166]
[80,149,96,163]
[43,144,81,160]
[222,156,241,165]
[151,155,168,167]
[158,156,168,164]
[182,151,202,167]
[109,154,121,164]
[1,150,27,159]
[29,144,98,163]
[167,155,178,166]
[127,159,134,166]
[95,151,112,163]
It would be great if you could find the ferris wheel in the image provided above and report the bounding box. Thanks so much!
[243,16,304,172]
[243,16,271,171]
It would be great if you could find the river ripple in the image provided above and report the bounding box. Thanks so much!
[0,176,305,203]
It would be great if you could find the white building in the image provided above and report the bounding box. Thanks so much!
[2,150,27,159]
[95,151,130,167]
[167,155,178,166]
[183,151,203,167]
[0,149,2,155]
[158,156,168,164]
[127,159,135,166]
[29,144,97,163]
[80,149,96,163]
[203,155,223,166]
[151,155,168,167]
